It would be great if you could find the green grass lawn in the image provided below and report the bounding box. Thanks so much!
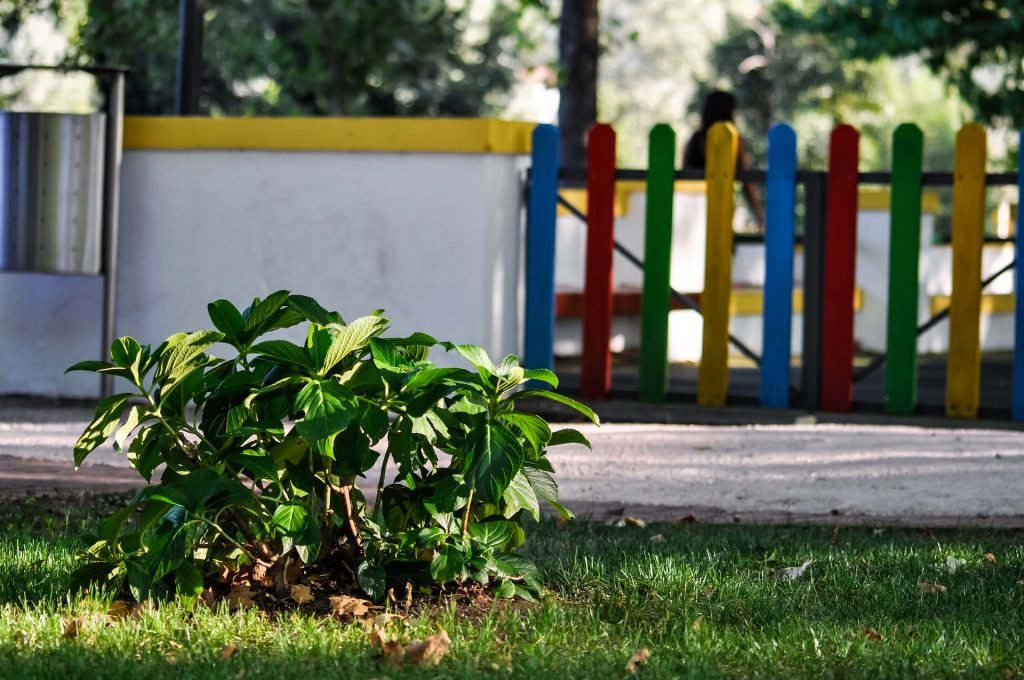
[2,493,1023,679]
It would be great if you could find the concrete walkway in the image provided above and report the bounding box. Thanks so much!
[2,402,1023,527]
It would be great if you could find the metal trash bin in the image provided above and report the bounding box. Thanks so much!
[0,111,106,274]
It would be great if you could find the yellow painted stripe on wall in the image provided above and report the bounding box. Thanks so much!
[728,288,864,316]
[698,122,738,407]
[931,293,1014,317]
[946,123,987,419]
[123,117,536,154]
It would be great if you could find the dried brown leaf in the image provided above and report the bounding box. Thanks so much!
[677,514,699,525]
[555,516,571,529]
[623,516,647,528]
[650,534,666,544]
[918,582,946,594]
[106,600,134,621]
[404,631,451,667]
[329,595,372,619]
[219,643,239,661]
[199,587,217,608]
[863,628,884,643]
[226,585,257,611]
[624,648,651,674]
[691,614,705,632]
[368,628,405,665]
[290,584,314,605]
[61,616,86,639]
[985,552,998,564]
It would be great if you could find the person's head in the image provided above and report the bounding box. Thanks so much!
[700,90,736,129]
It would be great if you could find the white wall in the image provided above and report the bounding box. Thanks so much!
[1,149,527,397]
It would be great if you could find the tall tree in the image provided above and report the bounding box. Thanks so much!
[557,0,598,168]
[3,0,518,116]
[776,0,1024,127]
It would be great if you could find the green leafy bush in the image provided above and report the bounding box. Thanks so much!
[68,292,595,603]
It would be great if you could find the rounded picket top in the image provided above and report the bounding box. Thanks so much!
[648,122,676,148]
[587,122,616,148]
[768,122,797,152]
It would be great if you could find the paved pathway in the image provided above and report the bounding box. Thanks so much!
[2,403,1022,527]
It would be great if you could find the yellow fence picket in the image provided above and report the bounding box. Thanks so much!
[946,123,987,418]
[697,122,738,407]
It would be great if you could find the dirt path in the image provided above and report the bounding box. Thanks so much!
[2,403,1022,527]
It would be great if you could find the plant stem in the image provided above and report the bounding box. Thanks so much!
[374,450,391,522]
[462,488,474,538]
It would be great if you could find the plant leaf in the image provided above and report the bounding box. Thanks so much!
[429,544,465,583]
[207,299,246,348]
[510,390,599,424]
[465,421,524,503]
[74,393,133,468]
[500,412,551,454]
[294,380,358,452]
[288,294,344,325]
[322,315,387,374]
[250,340,313,371]
[502,471,540,521]
[548,427,592,449]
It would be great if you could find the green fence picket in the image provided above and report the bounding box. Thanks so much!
[639,124,676,402]
[884,123,924,414]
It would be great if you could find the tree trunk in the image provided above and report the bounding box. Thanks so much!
[558,0,599,169]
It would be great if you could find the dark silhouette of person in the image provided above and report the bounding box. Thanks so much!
[683,90,764,231]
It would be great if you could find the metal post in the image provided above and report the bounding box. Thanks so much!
[100,71,125,397]
[176,0,204,115]
[801,171,827,410]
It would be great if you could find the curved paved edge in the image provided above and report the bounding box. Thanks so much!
[0,455,141,497]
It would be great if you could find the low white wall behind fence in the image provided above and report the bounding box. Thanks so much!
[1,118,533,398]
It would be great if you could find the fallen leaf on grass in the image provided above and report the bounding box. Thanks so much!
[555,516,571,529]
[918,582,946,593]
[200,587,217,608]
[650,534,666,544]
[677,514,699,525]
[776,560,814,582]
[226,585,257,611]
[615,517,646,528]
[219,644,239,661]
[61,616,86,639]
[329,595,372,619]
[1016,579,1024,587]
[985,552,998,564]
[943,557,966,574]
[625,648,650,674]
[691,614,705,632]
[404,631,451,667]
[368,628,406,665]
[290,584,314,605]
[863,628,884,643]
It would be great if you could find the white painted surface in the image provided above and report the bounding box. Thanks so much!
[1,149,527,397]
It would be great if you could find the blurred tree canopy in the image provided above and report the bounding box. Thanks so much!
[2,0,522,116]
[776,0,1024,128]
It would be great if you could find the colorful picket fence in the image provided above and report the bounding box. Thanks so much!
[524,120,1022,420]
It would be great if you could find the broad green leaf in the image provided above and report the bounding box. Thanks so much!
[495,579,516,598]
[357,562,386,600]
[155,330,223,385]
[250,340,314,371]
[243,376,305,408]
[468,520,515,550]
[242,290,291,337]
[65,360,115,374]
[131,483,193,512]
[368,337,408,373]
[225,404,250,434]
[230,448,279,483]
[510,390,599,424]
[522,464,558,503]
[502,471,540,521]
[321,315,387,374]
[207,299,246,348]
[492,553,542,588]
[126,560,153,601]
[112,405,146,453]
[175,561,205,599]
[74,393,133,468]
[272,503,310,536]
[288,294,344,325]
[500,412,551,454]
[110,337,143,370]
[495,355,525,386]
[294,379,358,449]
[429,544,465,583]
[522,367,558,387]
[444,343,495,374]
[548,427,592,449]
[465,421,524,503]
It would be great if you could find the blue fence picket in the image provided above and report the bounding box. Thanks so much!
[760,123,798,408]
[524,124,560,375]
[1014,129,1024,420]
